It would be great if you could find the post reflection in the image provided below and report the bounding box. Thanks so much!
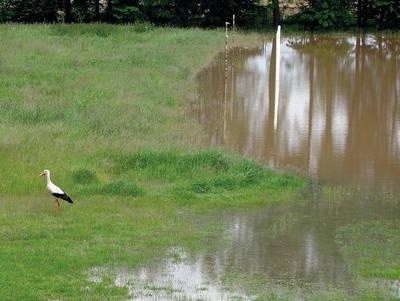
[193,34,400,192]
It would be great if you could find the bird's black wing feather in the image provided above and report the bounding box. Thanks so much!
[52,193,73,204]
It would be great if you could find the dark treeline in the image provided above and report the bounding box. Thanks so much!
[0,0,262,27]
[290,0,400,29]
[0,0,399,29]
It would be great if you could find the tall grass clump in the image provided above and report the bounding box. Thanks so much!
[96,179,143,197]
[72,168,98,184]
[113,149,305,207]
[72,169,143,197]
[116,150,229,180]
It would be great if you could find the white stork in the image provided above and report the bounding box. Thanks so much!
[39,169,73,210]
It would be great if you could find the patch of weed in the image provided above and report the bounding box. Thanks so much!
[72,168,98,184]
[99,179,143,196]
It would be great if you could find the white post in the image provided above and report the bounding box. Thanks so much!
[274,25,281,130]
[232,15,235,44]
[223,22,231,141]
[225,22,230,39]
[224,21,230,77]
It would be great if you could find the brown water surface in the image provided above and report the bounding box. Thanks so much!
[192,34,400,192]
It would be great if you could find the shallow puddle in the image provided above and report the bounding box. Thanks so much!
[88,247,253,300]
[88,190,400,299]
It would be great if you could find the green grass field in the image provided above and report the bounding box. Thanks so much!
[0,24,225,195]
[0,24,307,299]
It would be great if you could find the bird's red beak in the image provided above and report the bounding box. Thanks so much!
[39,172,45,177]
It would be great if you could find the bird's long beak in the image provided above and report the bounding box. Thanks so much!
[39,172,45,177]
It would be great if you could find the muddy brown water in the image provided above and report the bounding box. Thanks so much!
[193,34,400,192]
[89,35,400,299]
[190,34,399,298]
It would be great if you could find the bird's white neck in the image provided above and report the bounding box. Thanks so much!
[45,173,52,185]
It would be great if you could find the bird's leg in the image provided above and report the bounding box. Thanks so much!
[54,199,60,212]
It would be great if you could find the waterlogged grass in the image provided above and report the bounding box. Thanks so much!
[336,220,400,280]
[218,267,399,301]
[0,195,211,299]
[0,149,304,299]
[320,187,400,283]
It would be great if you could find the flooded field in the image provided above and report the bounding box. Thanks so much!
[191,34,400,298]
[88,35,400,299]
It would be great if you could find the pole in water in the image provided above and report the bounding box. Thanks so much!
[225,22,231,71]
[225,22,230,39]
[223,22,231,141]
[274,25,281,130]
[232,15,235,44]
[224,22,231,77]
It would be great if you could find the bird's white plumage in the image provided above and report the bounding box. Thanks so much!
[47,181,64,195]
[42,169,65,194]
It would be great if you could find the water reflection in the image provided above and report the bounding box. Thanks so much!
[88,248,253,300]
[192,34,400,192]
[87,192,400,299]
[209,192,400,297]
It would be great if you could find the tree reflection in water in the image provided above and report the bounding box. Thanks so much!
[193,34,400,192]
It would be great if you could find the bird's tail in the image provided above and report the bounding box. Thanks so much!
[54,193,73,204]
[65,196,73,204]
